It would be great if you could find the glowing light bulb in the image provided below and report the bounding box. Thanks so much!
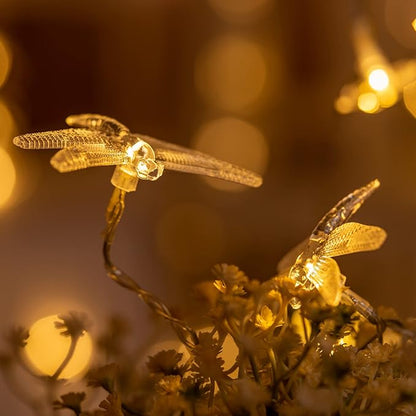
[357,92,380,113]
[0,147,16,208]
[368,68,390,91]
[24,314,92,379]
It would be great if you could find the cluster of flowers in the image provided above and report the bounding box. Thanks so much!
[4,264,416,416]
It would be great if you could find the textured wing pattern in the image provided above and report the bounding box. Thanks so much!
[319,222,387,258]
[313,179,380,235]
[155,149,262,187]
[13,128,108,150]
[50,146,127,173]
[66,114,129,137]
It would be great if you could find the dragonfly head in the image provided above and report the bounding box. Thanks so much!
[111,137,164,192]
[124,138,164,181]
[288,254,317,292]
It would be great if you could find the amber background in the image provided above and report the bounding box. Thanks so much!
[1,0,416,413]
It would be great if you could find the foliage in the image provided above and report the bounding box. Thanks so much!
[3,264,416,416]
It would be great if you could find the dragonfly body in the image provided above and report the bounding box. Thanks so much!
[279,180,386,310]
[13,114,263,192]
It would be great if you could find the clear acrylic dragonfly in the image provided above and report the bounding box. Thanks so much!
[277,179,387,326]
[13,113,263,349]
[13,113,262,192]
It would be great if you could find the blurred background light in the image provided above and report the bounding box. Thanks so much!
[156,203,225,276]
[403,80,416,117]
[207,0,272,24]
[334,84,358,114]
[368,68,390,91]
[0,34,11,89]
[385,0,416,49]
[0,146,16,208]
[357,91,380,114]
[192,117,268,192]
[24,314,92,380]
[195,35,267,112]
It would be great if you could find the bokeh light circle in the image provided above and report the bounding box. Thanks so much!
[24,314,93,379]
[195,35,267,112]
[0,147,16,208]
[368,68,390,91]
[357,92,379,114]
[192,117,268,192]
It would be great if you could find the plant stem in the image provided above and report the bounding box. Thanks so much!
[51,335,79,380]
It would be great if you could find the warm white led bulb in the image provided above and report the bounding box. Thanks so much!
[368,68,390,91]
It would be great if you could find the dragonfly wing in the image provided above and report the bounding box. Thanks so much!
[277,237,309,274]
[312,180,380,235]
[308,257,344,306]
[141,135,206,155]
[142,135,262,187]
[50,146,127,173]
[13,128,109,150]
[66,114,129,137]
[318,222,387,258]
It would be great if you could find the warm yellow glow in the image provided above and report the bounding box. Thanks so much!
[403,80,416,118]
[337,333,356,347]
[255,305,275,330]
[368,68,390,91]
[357,92,380,113]
[377,84,398,108]
[334,96,354,114]
[24,315,92,379]
[304,261,315,277]
[0,35,11,88]
[192,117,268,192]
[207,0,271,23]
[0,147,16,208]
[413,18,416,31]
[195,36,267,112]
[291,310,311,344]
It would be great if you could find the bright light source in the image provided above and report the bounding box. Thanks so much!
[24,314,92,379]
[403,80,416,117]
[357,92,380,113]
[368,68,390,91]
[412,18,416,31]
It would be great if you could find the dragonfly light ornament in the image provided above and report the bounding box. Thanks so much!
[278,179,387,327]
[335,18,416,115]
[13,113,263,349]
